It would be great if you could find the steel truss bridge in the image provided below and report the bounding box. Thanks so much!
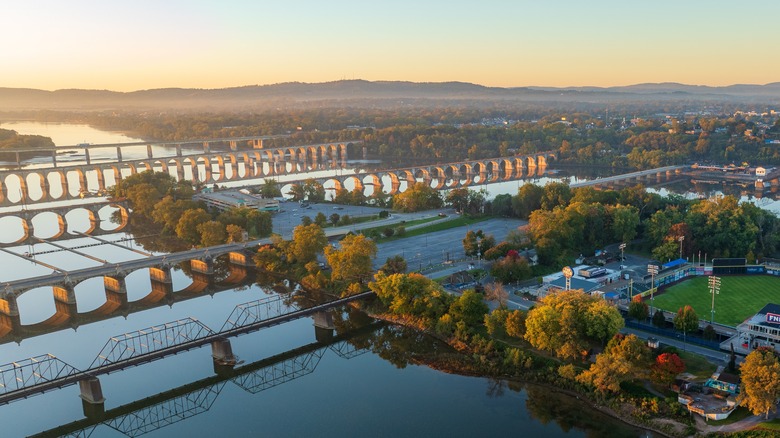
[0,291,374,406]
[30,322,379,438]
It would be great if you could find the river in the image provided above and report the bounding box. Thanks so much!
[0,122,663,437]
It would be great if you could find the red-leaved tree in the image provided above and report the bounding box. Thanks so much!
[652,352,686,386]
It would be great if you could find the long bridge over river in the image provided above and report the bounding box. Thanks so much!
[0,134,557,207]
[0,288,375,407]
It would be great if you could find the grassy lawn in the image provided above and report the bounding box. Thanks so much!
[369,215,490,243]
[652,275,780,327]
[677,350,718,379]
[358,216,438,235]
[757,418,780,431]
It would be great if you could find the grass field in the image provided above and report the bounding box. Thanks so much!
[652,275,780,327]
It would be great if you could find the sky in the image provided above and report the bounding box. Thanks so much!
[3,0,779,91]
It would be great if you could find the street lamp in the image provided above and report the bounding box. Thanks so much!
[709,275,721,323]
[678,236,685,260]
[648,264,659,315]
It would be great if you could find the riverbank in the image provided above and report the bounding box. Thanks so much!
[355,302,686,438]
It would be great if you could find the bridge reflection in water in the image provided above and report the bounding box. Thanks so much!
[0,253,258,343]
[30,322,380,438]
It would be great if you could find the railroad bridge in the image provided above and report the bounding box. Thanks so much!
[0,138,358,207]
[283,152,557,195]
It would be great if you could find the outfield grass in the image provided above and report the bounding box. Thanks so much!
[652,275,780,327]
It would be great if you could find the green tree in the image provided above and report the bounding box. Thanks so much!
[652,309,666,327]
[379,255,407,275]
[176,208,212,245]
[738,347,780,419]
[314,212,327,227]
[512,183,544,219]
[673,305,699,335]
[540,181,572,210]
[260,178,282,198]
[329,213,341,226]
[584,299,625,345]
[369,272,453,322]
[609,204,640,243]
[627,297,649,322]
[447,289,489,327]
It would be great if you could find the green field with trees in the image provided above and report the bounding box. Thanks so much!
[652,275,780,327]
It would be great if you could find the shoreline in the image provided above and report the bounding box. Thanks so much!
[359,305,681,438]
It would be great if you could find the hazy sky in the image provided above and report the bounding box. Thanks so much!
[4,0,779,91]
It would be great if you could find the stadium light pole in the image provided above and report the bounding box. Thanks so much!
[678,236,684,260]
[648,264,659,315]
[708,275,721,324]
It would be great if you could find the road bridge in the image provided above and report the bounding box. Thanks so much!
[570,165,687,189]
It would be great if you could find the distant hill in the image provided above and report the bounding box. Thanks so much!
[1,80,779,111]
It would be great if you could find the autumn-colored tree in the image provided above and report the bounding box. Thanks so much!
[483,282,509,308]
[627,296,649,322]
[505,310,526,339]
[225,224,246,243]
[176,208,212,245]
[286,223,327,266]
[392,182,442,212]
[324,234,377,286]
[577,334,651,393]
[369,272,453,322]
[738,347,780,419]
[197,220,226,247]
[651,352,686,386]
[674,305,699,335]
[525,290,623,361]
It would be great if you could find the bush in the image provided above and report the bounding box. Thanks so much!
[379,210,390,218]
[382,227,395,237]
[396,226,406,236]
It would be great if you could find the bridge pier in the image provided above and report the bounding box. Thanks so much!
[191,258,214,275]
[253,139,264,149]
[229,140,238,151]
[203,142,210,154]
[79,376,105,419]
[313,311,335,342]
[149,266,172,284]
[211,338,236,371]
[104,275,128,306]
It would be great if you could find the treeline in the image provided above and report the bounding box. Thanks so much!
[14,107,780,170]
[110,171,272,250]
[0,128,54,149]
[512,182,780,266]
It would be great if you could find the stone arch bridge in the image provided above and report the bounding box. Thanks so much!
[0,140,359,207]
